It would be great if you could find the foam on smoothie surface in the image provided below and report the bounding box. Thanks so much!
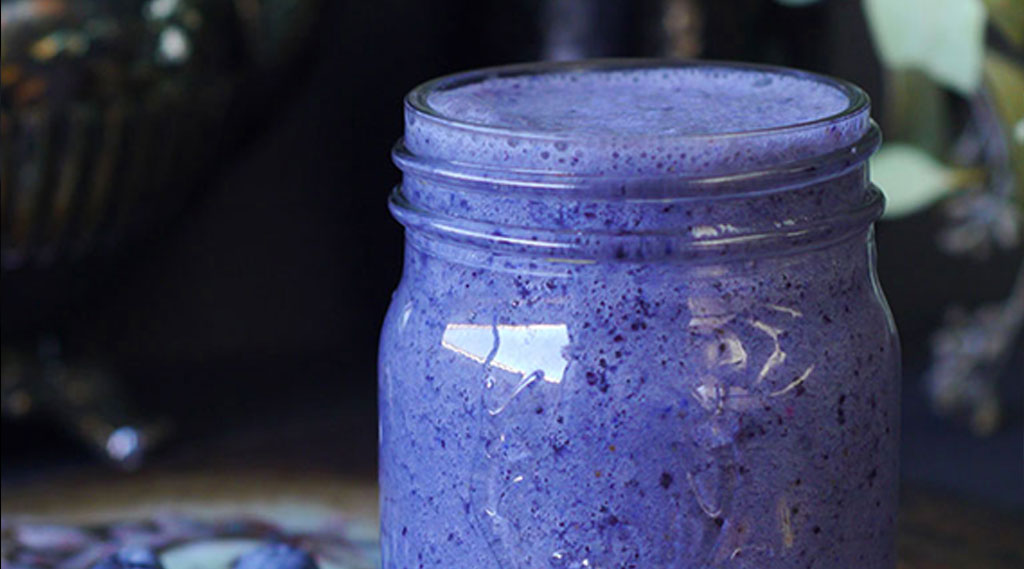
[405,64,869,175]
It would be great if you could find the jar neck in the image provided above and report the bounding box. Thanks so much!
[391,121,882,264]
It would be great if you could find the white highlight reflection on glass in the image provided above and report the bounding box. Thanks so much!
[441,323,570,383]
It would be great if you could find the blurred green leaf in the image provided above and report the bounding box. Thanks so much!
[863,0,987,94]
[983,52,1024,209]
[982,0,1024,45]
[874,144,954,218]
[884,69,952,155]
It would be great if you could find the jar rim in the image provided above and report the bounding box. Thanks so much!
[393,60,882,263]
[391,123,885,263]
[393,121,880,196]
[406,58,871,144]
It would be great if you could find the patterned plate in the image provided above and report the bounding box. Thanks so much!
[1,471,380,569]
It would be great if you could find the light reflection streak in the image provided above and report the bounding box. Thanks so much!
[770,365,816,397]
[441,323,570,383]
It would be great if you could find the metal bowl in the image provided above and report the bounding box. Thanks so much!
[1,0,319,270]
[0,0,321,466]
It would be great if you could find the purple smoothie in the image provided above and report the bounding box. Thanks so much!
[380,61,899,569]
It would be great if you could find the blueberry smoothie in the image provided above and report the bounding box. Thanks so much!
[380,61,899,569]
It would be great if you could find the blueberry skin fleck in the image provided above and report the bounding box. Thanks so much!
[232,542,319,569]
[91,547,164,569]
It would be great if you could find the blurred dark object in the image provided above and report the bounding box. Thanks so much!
[542,0,637,60]
[2,338,170,470]
[541,0,702,61]
[0,0,321,467]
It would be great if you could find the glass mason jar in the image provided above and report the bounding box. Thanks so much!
[380,60,900,569]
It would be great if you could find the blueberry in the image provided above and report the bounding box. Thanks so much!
[91,547,164,569]
[232,542,319,569]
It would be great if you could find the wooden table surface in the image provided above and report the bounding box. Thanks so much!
[898,488,1023,569]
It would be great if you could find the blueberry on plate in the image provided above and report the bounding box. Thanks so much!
[91,547,164,569]
[232,542,319,569]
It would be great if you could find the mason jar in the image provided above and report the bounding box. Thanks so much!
[379,60,899,569]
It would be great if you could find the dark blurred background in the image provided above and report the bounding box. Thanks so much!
[3,0,1021,511]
